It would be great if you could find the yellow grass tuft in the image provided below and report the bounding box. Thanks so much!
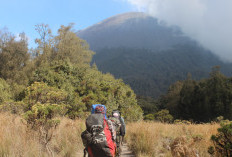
[125,121,219,157]
[0,112,85,157]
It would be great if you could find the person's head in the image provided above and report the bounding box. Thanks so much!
[95,105,105,114]
[112,110,120,118]
[113,112,119,118]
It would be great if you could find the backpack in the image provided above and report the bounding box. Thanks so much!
[112,110,126,136]
[81,105,116,157]
[109,116,121,134]
[91,104,107,119]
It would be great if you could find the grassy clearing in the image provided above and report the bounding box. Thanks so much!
[0,112,85,157]
[0,112,220,157]
[125,121,219,157]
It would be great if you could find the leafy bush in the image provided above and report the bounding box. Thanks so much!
[23,82,68,155]
[216,116,224,123]
[208,121,232,156]
[154,109,173,123]
[0,78,12,104]
[23,82,68,128]
[144,114,154,120]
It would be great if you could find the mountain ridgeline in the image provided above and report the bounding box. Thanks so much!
[78,12,194,51]
[77,12,232,98]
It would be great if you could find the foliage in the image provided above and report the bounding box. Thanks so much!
[23,103,62,129]
[53,25,95,64]
[31,61,143,120]
[216,116,224,123]
[144,114,154,121]
[208,121,232,156]
[0,78,12,104]
[0,29,34,101]
[0,25,143,122]
[23,82,68,129]
[154,109,173,123]
[137,96,158,115]
[34,24,94,67]
[160,67,232,122]
[0,30,31,85]
[23,82,68,108]
[23,82,67,120]
[23,82,68,155]
[30,25,144,120]
[93,46,232,99]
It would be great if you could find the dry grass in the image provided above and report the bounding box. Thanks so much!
[125,121,219,157]
[0,112,85,157]
[0,113,219,157]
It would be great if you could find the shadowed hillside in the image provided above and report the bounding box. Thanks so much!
[78,13,232,98]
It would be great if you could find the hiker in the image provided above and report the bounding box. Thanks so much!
[112,110,126,138]
[81,104,116,157]
[109,110,126,156]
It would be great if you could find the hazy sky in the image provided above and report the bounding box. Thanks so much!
[0,0,134,47]
[126,0,232,62]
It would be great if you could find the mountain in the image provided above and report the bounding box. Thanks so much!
[77,12,232,98]
[77,12,194,51]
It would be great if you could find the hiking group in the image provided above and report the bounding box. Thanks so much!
[81,104,126,157]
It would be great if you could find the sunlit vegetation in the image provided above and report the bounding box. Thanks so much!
[125,121,219,157]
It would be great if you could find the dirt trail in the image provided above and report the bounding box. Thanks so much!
[77,143,135,157]
[120,143,135,157]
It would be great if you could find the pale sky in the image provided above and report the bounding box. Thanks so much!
[0,0,134,48]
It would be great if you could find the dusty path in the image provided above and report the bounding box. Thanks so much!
[120,144,135,157]
[77,143,135,157]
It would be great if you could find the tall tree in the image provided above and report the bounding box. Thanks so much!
[0,29,30,85]
[52,24,94,65]
[34,24,94,67]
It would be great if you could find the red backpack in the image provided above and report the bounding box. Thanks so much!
[81,105,116,157]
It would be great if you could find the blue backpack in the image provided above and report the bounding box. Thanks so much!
[91,104,108,119]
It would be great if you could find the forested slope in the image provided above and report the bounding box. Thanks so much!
[78,12,232,99]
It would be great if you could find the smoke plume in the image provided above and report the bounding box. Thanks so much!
[127,0,232,62]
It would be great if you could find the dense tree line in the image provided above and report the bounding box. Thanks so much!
[160,66,232,122]
[0,25,143,121]
[93,46,232,99]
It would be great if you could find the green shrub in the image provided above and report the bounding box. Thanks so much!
[208,121,232,156]
[154,109,173,123]
[23,82,68,128]
[23,82,68,156]
[144,114,154,121]
[0,78,12,104]
[216,116,224,123]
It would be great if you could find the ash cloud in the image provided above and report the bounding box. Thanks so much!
[126,0,232,62]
